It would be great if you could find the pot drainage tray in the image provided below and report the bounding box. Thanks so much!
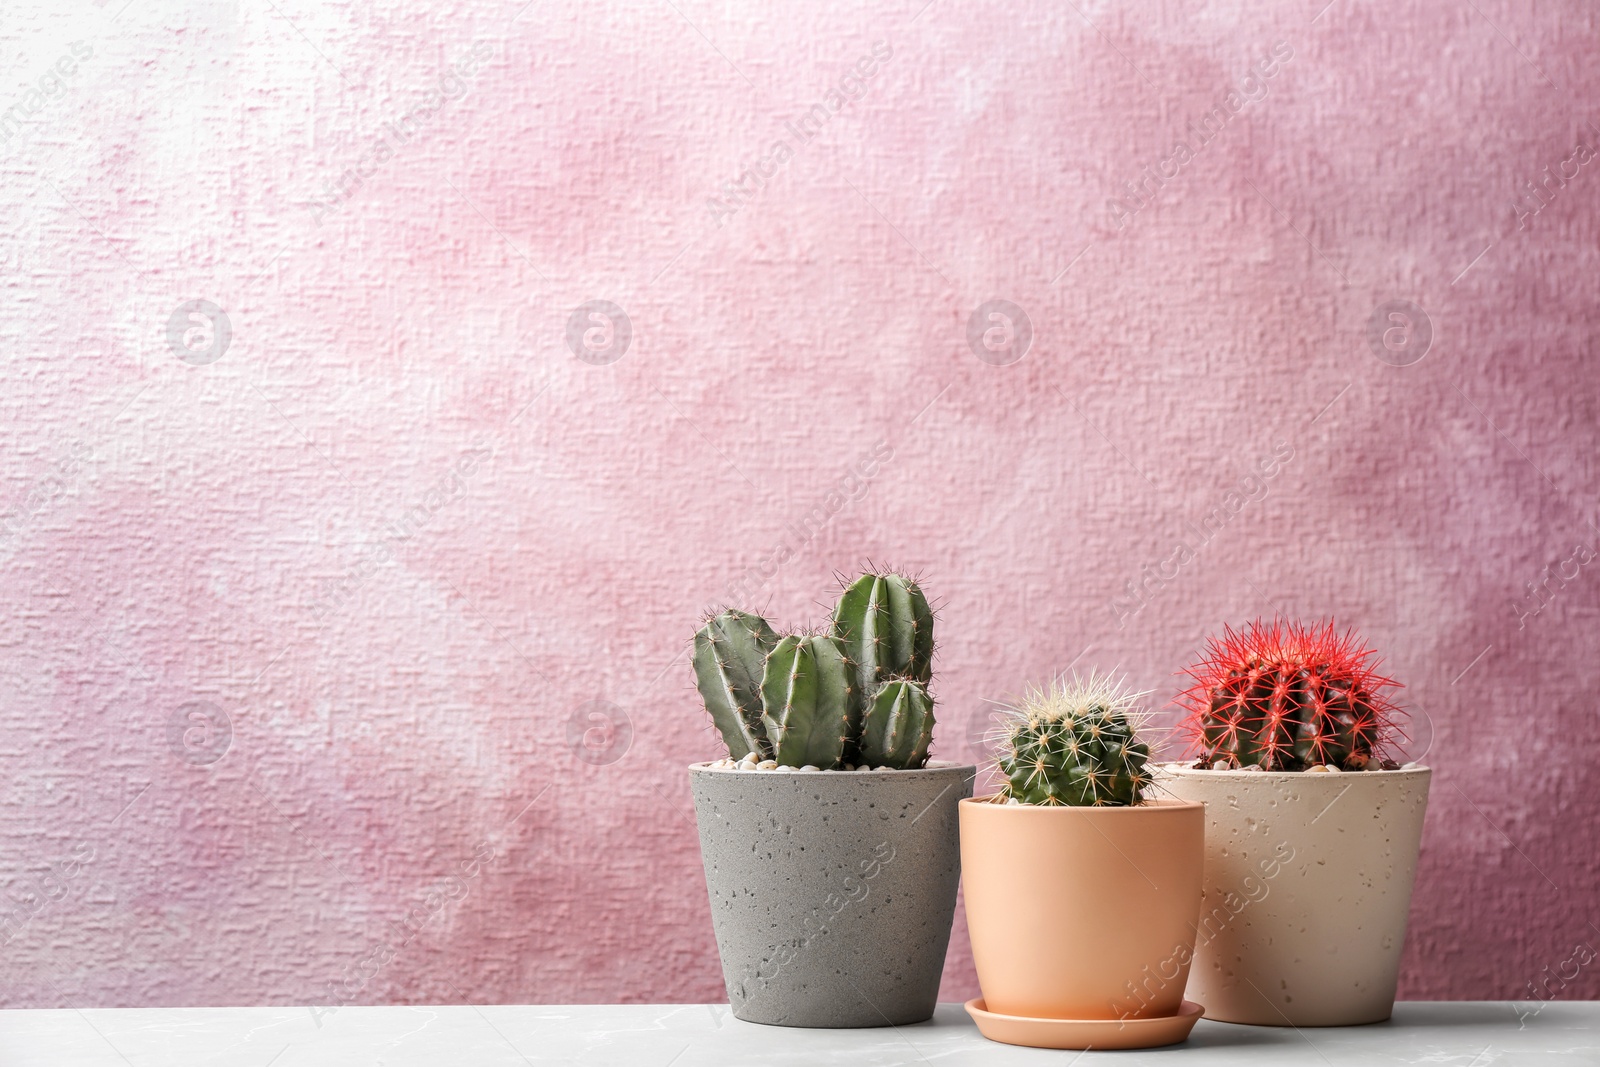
[964,998,1204,1050]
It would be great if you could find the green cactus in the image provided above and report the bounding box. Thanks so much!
[993,673,1152,806]
[831,573,933,755]
[693,610,779,760]
[692,571,944,767]
[760,634,854,768]
[858,678,935,769]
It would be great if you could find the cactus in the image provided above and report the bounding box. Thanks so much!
[1176,619,1402,772]
[692,571,940,769]
[831,572,934,694]
[991,674,1153,806]
[761,634,854,768]
[693,610,779,760]
[858,678,935,769]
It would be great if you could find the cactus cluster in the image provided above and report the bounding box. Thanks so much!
[692,573,937,770]
[1176,619,1402,772]
[991,674,1154,806]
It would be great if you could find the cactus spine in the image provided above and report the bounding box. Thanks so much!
[691,571,940,769]
[858,678,934,769]
[1177,620,1402,771]
[693,610,779,760]
[760,635,854,768]
[993,674,1153,807]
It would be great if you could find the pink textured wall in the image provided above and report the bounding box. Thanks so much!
[2,0,1597,1011]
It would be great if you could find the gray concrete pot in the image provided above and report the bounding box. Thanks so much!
[689,761,975,1028]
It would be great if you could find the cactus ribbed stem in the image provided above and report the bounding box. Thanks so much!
[692,610,778,760]
[859,678,935,769]
[831,574,934,760]
[761,634,854,769]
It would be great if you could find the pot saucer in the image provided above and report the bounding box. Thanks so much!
[964,998,1204,1050]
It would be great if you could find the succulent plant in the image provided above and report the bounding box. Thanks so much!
[1176,619,1402,772]
[858,678,935,769]
[692,571,938,770]
[830,572,934,762]
[693,609,779,761]
[831,573,934,692]
[991,674,1153,806]
[761,634,854,768]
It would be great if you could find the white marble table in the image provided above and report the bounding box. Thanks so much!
[0,1002,1592,1064]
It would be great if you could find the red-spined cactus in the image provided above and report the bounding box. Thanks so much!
[1176,620,1403,771]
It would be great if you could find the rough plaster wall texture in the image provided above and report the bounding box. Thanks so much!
[0,0,1596,1012]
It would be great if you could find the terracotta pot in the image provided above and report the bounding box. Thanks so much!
[959,797,1205,1021]
[1155,764,1431,1026]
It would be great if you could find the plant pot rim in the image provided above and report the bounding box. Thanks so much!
[1154,760,1431,779]
[689,760,977,775]
[962,795,1203,814]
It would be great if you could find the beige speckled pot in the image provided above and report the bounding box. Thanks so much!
[1154,764,1431,1026]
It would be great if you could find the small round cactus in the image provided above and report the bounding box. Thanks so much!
[991,674,1154,806]
[1176,619,1403,772]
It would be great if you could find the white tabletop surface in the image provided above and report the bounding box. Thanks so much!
[0,1001,1592,1065]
